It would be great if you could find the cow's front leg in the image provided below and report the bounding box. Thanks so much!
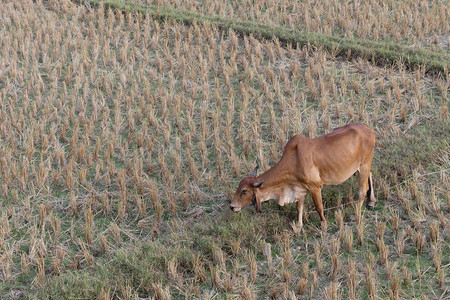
[296,195,305,229]
[310,187,327,226]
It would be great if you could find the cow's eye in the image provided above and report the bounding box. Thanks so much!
[241,189,247,195]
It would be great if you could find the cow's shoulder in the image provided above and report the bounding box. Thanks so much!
[285,134,309,149]
[281,134,311,158]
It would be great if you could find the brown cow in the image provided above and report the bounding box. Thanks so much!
[230,123,376,228]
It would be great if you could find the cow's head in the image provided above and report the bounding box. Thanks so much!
[230,166,264,213]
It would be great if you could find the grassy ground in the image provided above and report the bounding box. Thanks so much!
[0,0,448,299]
[75,0,450,74]
[125,0,450,52]
[36,121,450,299]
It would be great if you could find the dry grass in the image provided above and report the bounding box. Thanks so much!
[134,0,450,50]
[0,0,448,298]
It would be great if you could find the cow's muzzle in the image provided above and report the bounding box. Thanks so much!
[230,205,241,212]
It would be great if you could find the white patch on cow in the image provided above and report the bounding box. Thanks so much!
[277,187,307,206]
[256,185,308,207]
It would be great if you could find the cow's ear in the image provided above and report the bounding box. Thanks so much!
[250,165,259,177]
[253,180,264,188]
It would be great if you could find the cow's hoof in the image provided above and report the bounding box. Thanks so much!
[367,205,375,211]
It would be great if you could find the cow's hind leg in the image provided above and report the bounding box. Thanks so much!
[357,165,372,210]
[367,172,377,209]
[310,187,327,225]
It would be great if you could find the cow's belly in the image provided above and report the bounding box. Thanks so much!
[320,163,360,186]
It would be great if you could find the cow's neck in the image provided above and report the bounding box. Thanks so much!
[255,159,294,203]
